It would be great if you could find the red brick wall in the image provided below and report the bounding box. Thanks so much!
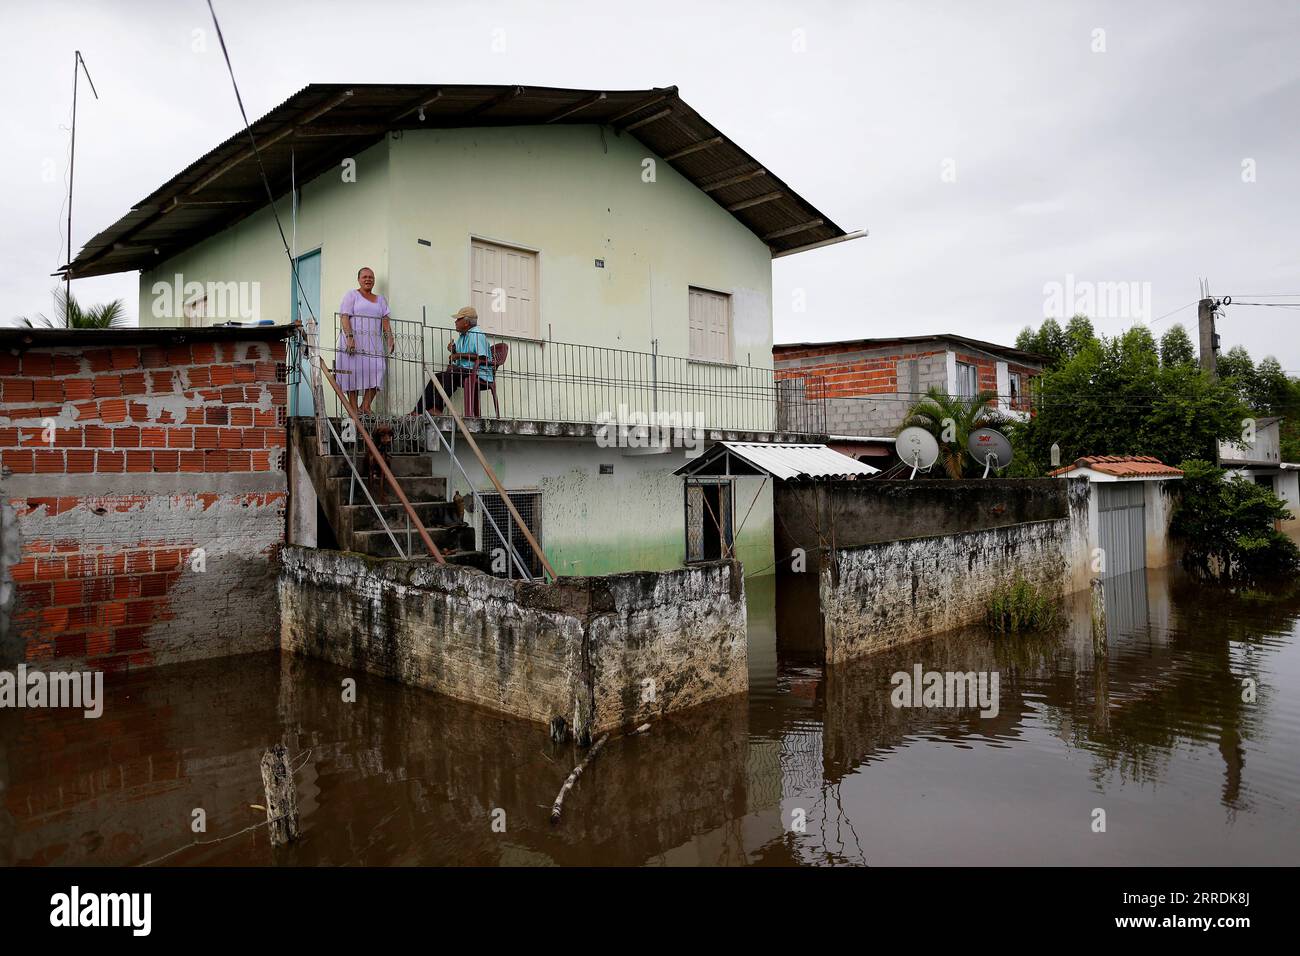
[775,342,1041,410]
[1,334,290,673]
[774,345,948,400]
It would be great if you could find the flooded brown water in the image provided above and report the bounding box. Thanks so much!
[2,568,1297,866]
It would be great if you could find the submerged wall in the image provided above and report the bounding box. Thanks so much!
[278,546,747,737]
[782,477,1096,663]
[0,329,290,671]
[819,518,1071,663]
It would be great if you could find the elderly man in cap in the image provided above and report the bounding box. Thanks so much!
[415,306,494,415]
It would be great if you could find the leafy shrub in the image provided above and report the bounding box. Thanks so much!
[985,577,1061,633]
[1171,459,1300,582]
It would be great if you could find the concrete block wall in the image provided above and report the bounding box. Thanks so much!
[279,546,747,737]
[0,333,290,671]
[775,340,1040,435]
[819,518,1071,663]
[776,343,949,435]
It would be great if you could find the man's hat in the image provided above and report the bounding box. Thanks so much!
[452,306,478,322]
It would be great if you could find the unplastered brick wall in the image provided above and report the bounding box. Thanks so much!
[775,342,949,401]
[279,547,748,738]
[819,518,1070,663]
[0,331,291,672]
[775,340,1043,434]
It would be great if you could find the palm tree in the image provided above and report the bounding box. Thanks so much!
[17,289,127,329]
[898,387,1012,478]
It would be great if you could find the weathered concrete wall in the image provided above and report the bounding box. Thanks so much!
[586,564,747,732]
[819,518,1070,663]
[278,546,746,736]
[776,478,1070,559]
[0,332,289,671]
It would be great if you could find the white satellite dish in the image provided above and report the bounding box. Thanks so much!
[896,426,940,479]
[967,427,1014,478]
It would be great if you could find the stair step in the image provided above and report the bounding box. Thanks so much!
[327,474,447,503]
[317,453,439,478]
[340,499,463,532]
[355,524,476,558]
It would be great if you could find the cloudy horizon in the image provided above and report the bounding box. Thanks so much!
[3,0,1297,367]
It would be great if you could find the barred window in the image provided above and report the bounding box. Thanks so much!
[684,478,734,563]
[478,490,543,579]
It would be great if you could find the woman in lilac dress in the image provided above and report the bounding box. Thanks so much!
[337,267,395,413]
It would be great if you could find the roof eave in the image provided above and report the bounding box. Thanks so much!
[62,83,852,278]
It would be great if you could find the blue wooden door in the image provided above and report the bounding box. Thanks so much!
[290,250,321,417]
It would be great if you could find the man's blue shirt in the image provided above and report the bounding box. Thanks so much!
[454,327,493,382]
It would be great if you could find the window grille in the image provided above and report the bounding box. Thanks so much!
[478,490,543,579]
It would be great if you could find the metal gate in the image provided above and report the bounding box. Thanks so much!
[685,479,734,562]
[1097,482,1146,579]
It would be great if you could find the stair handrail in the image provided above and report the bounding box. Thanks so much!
[320,359,446,564]
[420,408,533,581]
[421,364,556,581]
[319,415,409,559]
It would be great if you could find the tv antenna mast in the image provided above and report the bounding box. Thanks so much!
[65,50,99,309]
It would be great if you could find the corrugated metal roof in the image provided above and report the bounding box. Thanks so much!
[676,442,880,480]
[61,83,852,278]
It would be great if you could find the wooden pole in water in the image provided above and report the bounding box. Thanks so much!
[260,745,301,847]
[1089,576,1107,648]
[550,733,609,824]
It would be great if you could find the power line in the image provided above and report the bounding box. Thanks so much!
[204,0,317,328]
[1149,300,1199,324]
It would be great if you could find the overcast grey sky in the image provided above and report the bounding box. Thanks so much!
[2,0,1297,366]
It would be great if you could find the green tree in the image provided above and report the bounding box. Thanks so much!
[1119,324,1158,363]
[1171,459,1300,581]
[1251,356,1290,412]
[1218,345,1256,404]
[1034,317,1068,369]
[1063,314,1096,359]
[1013,333,1247,474]
[898,387,1011,479]
[16,288,127,329]
[1159,323,1196,368]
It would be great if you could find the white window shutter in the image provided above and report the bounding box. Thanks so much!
[471,240,538,337]
[689,287,731,363]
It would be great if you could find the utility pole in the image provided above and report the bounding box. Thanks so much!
[66,51,99,313]
[1197,278,1225,379]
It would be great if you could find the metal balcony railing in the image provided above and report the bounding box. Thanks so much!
[288,317,827,451]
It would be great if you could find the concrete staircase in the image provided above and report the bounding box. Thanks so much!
[290,419,489,569]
